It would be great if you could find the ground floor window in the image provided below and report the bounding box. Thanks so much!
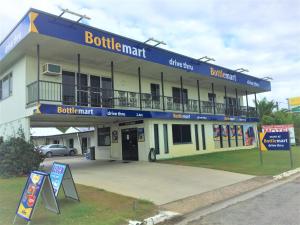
[195,124,199,150]
[98,127,111,146]
[172,124,191,144]
[154,124,160,154]
[163,124,169,153]
[201,124,206,150]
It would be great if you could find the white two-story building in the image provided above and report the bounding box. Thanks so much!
[0,9,271,161]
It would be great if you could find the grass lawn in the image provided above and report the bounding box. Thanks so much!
[160,146,300,176]
[0,177,156,225]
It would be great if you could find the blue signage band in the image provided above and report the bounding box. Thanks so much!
[36,103,259,122]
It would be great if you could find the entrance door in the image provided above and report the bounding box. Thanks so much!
[122,128,138,161]
[81,137,88,154]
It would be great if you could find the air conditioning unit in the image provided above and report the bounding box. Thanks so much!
[42,63,62,76]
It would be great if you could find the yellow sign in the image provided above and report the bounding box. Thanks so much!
[288,97,300,106]
[259,132,267,151]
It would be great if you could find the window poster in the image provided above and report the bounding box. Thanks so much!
[243,125,256,146]
[112,130,118,143]
[222,125,229,148]
[213,124,221,149]
[230,125,237,147]
[237,125,244,146]
[137,128,145,142]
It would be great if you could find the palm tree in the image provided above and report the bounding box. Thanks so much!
[256,97,277,121]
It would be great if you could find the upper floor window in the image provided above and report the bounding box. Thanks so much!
[151,83,160,101]
[172,87,188,104]
[0,73,12,100]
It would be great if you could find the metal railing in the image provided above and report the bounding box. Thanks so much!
[27,80,257,117]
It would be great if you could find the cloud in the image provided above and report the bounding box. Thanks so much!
[0,0,299,108]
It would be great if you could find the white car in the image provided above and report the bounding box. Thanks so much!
[40,144,77,158]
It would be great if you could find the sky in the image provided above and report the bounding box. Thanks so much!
[0,0,299,108]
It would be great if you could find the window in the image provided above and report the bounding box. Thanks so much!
[172,87,188,104]
[98,127,111,146]
[208,93,216,103]
[0,73,12,100]
[201,124,206,150]
[172,124,191,144]
[154,124,160,154]
[77,73,88,106]
[90,75,101,107]
[101,77,112,107]
[195,124,199,150]
[151,83,160,101]
[62,71,75,105]
[163,124,169,154]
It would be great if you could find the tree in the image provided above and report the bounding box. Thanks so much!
[256,97,277,121]
[0,130,44,178]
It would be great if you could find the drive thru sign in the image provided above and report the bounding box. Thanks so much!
[259,131,290,151]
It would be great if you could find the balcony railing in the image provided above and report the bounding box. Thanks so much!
[27,81,257,117]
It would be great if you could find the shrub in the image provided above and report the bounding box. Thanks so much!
[0,134,44,178]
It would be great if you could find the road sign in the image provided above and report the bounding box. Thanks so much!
[50,162,80,201]
[260,132,290,151]
[14,171,59,224]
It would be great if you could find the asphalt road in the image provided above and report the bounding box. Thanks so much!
[186,176,300,225]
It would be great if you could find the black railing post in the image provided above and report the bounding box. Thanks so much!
[37,44,40,103]
[255,93,258,117]
[224,86,227,115]
[138,67,142,110]
[77,53,81,106]
[161,72,165,111]
[246,90,249,117]
[197,80,201,113]
[111,61,114,108]
[180,76,184,113]
[235,88,238,116]
[212,83,216,114]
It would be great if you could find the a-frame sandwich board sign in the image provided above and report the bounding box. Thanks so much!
[14,171,60,225]
[50,162,80,201]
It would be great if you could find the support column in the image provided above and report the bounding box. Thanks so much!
[235,88,238,116]
[111,61,114,107]
[212,83,216,114]
[197,80,201,113]
[180,76,184,113]
[161,72,165,111]
[138,67,142,110]
[246,90,249,117]
[224,86,227,115]
[37,44,40,103]
[255,93,258,116]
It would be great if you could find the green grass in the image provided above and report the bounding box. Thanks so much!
[160,146,300,176]
[0,177,156,225]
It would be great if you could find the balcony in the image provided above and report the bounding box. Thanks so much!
[27,81,257,118]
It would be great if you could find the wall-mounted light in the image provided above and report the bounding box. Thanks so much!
[198,56,215,63]
[144,37,167,47]
[235,68,249,73]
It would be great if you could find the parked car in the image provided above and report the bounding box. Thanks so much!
[40,144,77,157]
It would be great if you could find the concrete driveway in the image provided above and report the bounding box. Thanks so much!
[42,157,253,205]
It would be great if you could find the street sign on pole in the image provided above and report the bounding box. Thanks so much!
[259,131,293,168]
[260,132,290,151]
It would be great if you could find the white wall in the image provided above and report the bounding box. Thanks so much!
[0,57,31,140]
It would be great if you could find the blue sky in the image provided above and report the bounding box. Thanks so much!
[0,0,299,108]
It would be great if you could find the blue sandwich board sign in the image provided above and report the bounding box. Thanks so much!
[50,162,80,201]
[260,131,290,151]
